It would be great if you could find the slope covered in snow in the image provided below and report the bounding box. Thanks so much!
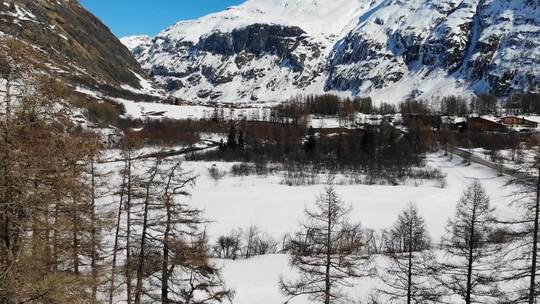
[125,0,377,104]
[125,0,539,105]
[159,0,371,42]
[328,0,540,100]
[121,35,152,52]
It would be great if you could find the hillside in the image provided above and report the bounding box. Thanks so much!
[123,0,540,104]
[0,0,160,100]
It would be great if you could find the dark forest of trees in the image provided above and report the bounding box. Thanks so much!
[185,120,442,185]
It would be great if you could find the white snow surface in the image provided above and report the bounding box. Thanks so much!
[110,97,272,121]
[218,254,383,304]
[200,154,516,303]
[120,35,151,52]
[98,149,520,303]
[120,70,165,97]
[98,150,518,244]
[159,0,374,43]
[182,154,516,245]
[0,3,36,23]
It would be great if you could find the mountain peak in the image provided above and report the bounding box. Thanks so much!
[159,0,374,43]
[121,35,152,52]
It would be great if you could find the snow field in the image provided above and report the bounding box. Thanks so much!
[98,151,519,303]
[218,254,388,304]
[185,154,518,303]
[184,154,515,244]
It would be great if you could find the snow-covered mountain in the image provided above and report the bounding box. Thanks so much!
[123,0,540,104]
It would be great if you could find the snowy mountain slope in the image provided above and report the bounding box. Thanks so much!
[121,35,152,52]
[467,0,540,95]
[121,0,377,103]
[155,0,371,42]
[124,0,540,104]
[329,0,540,100]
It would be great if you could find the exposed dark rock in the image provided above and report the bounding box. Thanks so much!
[199,24,306,58]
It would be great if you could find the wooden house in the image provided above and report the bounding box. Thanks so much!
[468,117,506,132]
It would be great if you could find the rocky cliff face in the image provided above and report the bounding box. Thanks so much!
[131,23,329,102]
[0,0,158,100]
[327,0,539,101]
[124,0,540,104]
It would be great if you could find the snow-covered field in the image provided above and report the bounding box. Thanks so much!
[218,253,393,304]
[112,152,514,304]
[184,154,515,244]
[112,99,271,121]
[98,145,523,303]
[75,85,275,121]
[99,149,520,303]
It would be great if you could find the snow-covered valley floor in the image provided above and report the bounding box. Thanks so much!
[184,154,515,245]
[172,153,516,303]
[100,152,519,303]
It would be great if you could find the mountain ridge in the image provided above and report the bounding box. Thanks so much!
[0,0,161,100]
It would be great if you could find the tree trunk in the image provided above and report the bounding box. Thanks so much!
[126,156,133,304]
[72,200,80,275]
[51,203,59,271]
[109,168,127,304]
[529,169,540,304]
[134,164,158,304]
[90,156,98,304]
[1,78,12,260]
[407,220,413,304]
[325,195,332,304]
[161,228,170,304]
[465,194,478,304]
[161,169,175,304]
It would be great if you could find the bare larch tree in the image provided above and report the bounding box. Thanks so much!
[379,203,439,304]
[438,181,500,304]
[280,185,372,304]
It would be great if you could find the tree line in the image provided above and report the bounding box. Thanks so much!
[186,119,445,186]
